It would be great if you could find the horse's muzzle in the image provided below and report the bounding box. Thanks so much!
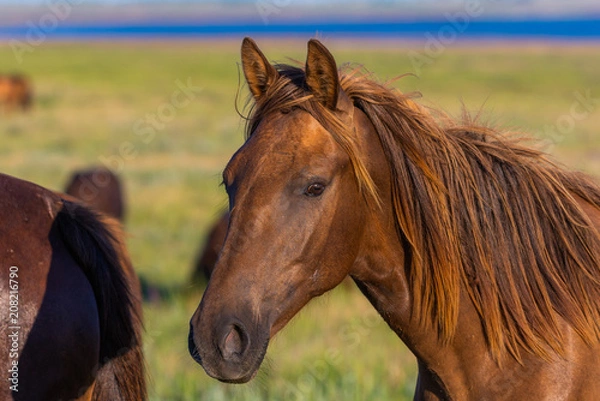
[188,315,268,384]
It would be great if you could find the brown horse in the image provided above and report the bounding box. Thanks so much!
[191,211,229,283]
[0,74,32,113]
[190,209,355,288]
[189,38,600,399]
[64,167,125,221]
[0,173,146,400]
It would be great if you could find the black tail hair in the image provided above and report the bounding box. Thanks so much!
[56,200,146,400]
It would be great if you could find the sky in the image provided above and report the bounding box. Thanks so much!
[0,0,559,5]
[0,0,598,28]
[1,0,420,3]
[0,0,597,14]
[0,1,598,46]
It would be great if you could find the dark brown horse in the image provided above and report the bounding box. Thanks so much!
[189,38,600,399]
[191,211,229,283]
[0,74,32,113]
[0,173,146,400]
[64,167,125,222]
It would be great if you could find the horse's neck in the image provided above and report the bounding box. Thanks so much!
[351,220,514,399]
[347,110,492,398]
[350,189,600,400]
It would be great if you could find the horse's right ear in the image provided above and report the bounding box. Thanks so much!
[241,37,277,100]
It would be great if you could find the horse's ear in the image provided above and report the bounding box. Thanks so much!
[241,37,277,100]
[305,39,339,110]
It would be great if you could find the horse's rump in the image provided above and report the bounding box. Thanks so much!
[0,174,145,400]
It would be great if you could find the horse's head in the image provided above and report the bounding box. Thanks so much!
[189,38,387,383]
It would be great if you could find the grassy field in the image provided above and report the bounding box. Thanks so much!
[1,39,599,400]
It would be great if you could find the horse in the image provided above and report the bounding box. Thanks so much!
[0,173,146,400]
[191,211,229,284]
[190,209,355,288]
[188,38,600,399]
[64,167,126,221]
[0,74,32,114]
[64,167,164,302]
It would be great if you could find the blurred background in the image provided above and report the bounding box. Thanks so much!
[1,1,599,400]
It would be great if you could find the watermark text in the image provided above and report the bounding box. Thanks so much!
[7,265,20,393]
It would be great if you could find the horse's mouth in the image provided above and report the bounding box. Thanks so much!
[213,369,259,384]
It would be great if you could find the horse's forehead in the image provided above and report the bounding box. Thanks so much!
[289,111,340,153]
[244,110,339,166]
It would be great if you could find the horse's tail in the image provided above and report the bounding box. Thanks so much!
[55,200,146,401]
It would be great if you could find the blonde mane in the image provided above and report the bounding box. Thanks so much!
[246,64,600,361]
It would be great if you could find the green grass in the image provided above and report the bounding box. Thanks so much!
[1,40,599,400]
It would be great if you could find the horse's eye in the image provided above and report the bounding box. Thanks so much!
[304,183,326,197]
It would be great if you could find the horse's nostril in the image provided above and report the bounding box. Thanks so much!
[221,324,248,360]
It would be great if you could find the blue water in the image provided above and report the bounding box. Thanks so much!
[1,18,599,40]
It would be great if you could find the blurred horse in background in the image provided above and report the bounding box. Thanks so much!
[64,167,125,222]
[64,167,165,302]
[0,74,32,114]
[0,173,146,400]
[191,211,229,284]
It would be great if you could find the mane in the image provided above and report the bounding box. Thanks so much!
[245,63,600,361]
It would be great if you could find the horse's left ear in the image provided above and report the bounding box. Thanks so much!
[306,39,339,110]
